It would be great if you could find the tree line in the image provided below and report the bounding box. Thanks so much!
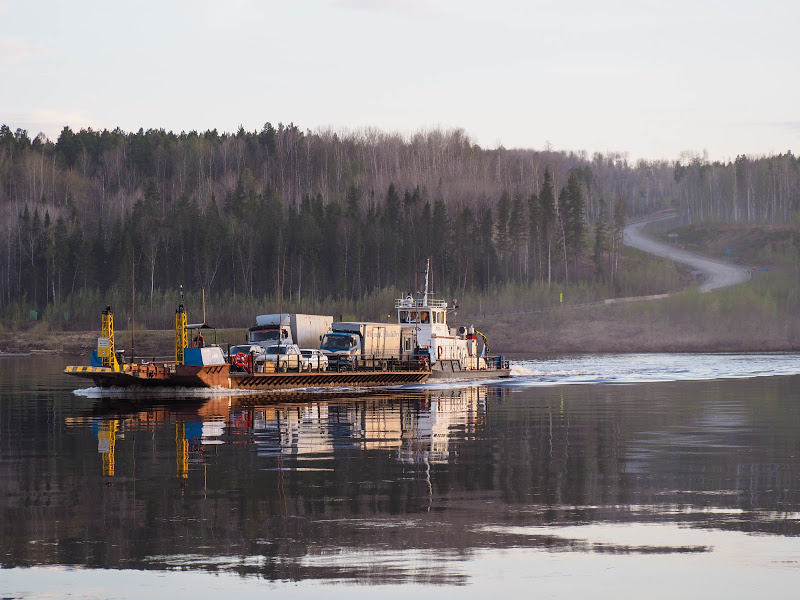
[3,123,793,329]
[673,151,800,225]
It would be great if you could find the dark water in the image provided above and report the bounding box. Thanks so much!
[2,354,800,598]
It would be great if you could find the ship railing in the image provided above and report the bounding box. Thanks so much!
[395,297,447,309]
[331,354,432,372]
[132,355,178,366]
[484,356,509,370]
[125,356,178,376]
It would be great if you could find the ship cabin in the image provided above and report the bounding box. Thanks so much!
[396,295,448,326]
[396,295,451,354]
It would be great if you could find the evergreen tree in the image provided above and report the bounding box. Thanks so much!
[527,192,542,282]
[540,169,556,285]
[593,197,608,280]
[564,170,585,276]
[611,196,628,288]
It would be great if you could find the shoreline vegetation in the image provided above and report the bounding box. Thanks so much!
[3,289,796,357]
[2,222,798,356]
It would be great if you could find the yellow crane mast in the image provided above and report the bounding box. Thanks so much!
[98,305,121,371]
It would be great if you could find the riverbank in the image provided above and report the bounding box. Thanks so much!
[0,328,248,358]
[2,289,798,356]
[474,291,800,354]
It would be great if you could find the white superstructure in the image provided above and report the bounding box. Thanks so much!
[395,258,487,371]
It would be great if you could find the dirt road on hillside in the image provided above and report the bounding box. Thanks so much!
[624,216,751,290]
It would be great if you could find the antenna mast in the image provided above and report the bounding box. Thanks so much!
[423,257,430,307]
[131,251,135,364]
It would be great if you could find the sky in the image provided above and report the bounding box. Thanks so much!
[1,0,798,162]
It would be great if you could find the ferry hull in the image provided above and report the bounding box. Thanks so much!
[429,368,511,380]
[428,359,511,380]
[65,363,429,390]
[64,364,230,388]
[229,370,429,390]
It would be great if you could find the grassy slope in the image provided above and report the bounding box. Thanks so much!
[479,223,800,354]
[482,285,800,354]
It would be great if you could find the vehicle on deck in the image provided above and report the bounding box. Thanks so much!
[248,314,332,348]
[300,348,328,371]
[259,344,307,372]
[320,322,401,371]
[226,344,265,372]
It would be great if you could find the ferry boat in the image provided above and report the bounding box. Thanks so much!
[64,303,430,390]
[64,263,509,391]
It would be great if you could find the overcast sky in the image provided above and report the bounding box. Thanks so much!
[2,0,798,162]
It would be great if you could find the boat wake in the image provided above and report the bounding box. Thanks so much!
[509,364,536,377]
[500,353,800,387]
[72,385,258,399]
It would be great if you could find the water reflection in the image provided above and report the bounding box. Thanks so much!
[43,387,503,584]
[4,354,800,589]
[83,387,497,481]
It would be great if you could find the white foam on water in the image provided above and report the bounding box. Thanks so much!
[500,353,800,387]
[72,385,258,398]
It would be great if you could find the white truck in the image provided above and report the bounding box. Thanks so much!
[248,314,332,349]
[319,322,402,370]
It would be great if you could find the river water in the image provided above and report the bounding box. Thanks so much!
[2,353,800,598]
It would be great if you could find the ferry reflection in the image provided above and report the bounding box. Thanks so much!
[87,387,503,478]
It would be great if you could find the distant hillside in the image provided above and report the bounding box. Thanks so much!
[1,124,798,333]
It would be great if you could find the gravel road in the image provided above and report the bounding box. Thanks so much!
[624,216,751,291]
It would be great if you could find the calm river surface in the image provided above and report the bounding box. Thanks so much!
[3,353,800,598]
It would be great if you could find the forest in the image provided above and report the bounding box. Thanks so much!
[1,123,798,329]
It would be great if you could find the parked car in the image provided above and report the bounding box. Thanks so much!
[260,344,307,372]
[225,344,264,371]
[225,343,264,359]
[300,348,328,371]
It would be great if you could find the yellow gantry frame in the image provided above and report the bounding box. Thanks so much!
[176,422,188,479]
[175,301,188,365]
[98,419,118,476]
[100,306,121,371]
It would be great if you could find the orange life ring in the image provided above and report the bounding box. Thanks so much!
[437,345,443,359]
[233,352,249,369]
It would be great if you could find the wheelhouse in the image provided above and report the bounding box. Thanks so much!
[396,295,448,327]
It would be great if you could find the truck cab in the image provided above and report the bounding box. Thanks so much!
[248,324,289,346]
[319,331,360,369]
[320,322,401,370]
